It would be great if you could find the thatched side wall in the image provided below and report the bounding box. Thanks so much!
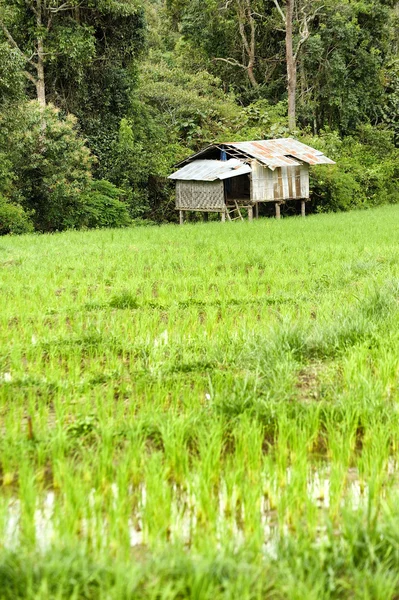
[176,181,225,211]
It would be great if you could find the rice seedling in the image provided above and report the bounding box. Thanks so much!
[3,206,399,596]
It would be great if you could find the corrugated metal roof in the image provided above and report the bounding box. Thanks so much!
[174,138,335,170]
[228,139,335,169]
[168,159,251,181]
[218,164,252,179]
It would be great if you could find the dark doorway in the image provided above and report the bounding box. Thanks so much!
[224,175,251,203]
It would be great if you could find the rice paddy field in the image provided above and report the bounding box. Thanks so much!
[3,205,399,598]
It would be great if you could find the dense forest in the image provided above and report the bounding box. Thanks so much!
[0,0,398,233]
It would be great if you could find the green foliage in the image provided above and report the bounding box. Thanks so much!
[0,0,146,187]
[134,54,245,147]
[0,102,93,232]
[108,56,292,219]
[299,0,392,133]
[381,62,399,144]
[0,0,398,227]
[0,43,24,107]
[0,105,132,233]
[42,0,147,177]
[241,99,289,138]
[109,290,139,309]
[78,180,131,229]
[166,0,397,135]
[302,126,399,212]
[0,152,15,196]
[108,56,247,219]
[0,196,33,235]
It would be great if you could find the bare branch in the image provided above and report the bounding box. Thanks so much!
[48,2,81,13]
[245,0,255,58]
[213,56,247,69]
[218,0,258,87]
[294,24,309,59]
[26,0,39,17]
[273,0,286,25]
[294,5,324,59]
[23,69,37,84]
[238,17,251,56]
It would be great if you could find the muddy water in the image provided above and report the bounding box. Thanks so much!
[3,462,397,553]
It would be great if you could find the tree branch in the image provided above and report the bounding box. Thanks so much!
[237,3,251,57]
[273,0,286,25]
[26,0,39,17]
[213,56,247,69]
[294,24,309,59]
[24,69,37,84]
[293,5,324,59]
[245,0,255,60]
[48,1,82,13]
[0,18,37,68]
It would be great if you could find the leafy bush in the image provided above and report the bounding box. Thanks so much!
[302,127,399,212]
[0,152,15,197]
[0,104,133,233]
[77,180,131,229]
[0,44,25,107]
[0,196,33,235]
[0,102,93,232]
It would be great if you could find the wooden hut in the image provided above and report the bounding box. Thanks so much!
[168,138,335,222]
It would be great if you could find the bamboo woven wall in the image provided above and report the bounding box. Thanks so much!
[176,180,225,210]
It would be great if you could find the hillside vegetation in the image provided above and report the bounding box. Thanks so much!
[0,0,398,232]
[2,208,399,597]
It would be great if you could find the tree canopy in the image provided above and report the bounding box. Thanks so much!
[0,0,398,232]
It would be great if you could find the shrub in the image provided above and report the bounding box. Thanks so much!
[0,196,33,235]
[0,102,93,232]
[78,180,131,229]
[302,127,399,212]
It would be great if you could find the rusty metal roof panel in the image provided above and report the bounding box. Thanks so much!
[172,138,335,171]
[229,142,301,168]
[168,159,251,181]
[227,138,335,168]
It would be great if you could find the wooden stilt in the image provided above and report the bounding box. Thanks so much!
[203,212,209,222]
[179,210,184,225]
[248,206,253,221]
[301,200,306,217]
[275,203,281,219]
[221,211,226,222]
[255,203,259,219]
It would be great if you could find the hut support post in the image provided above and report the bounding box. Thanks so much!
[301,200,306,217]
[179,210,184,225]
[248,206,253,221]
[255,203,259,219]
[275,202,281,219]
[203,212,209,222]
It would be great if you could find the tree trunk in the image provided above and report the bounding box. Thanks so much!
[36,38,46,106]
[36,0,46,106]
[247,60,258,88]
[286,0,296,131]
[238,0,258,88]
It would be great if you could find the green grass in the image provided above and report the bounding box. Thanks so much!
[3,206,399,597]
